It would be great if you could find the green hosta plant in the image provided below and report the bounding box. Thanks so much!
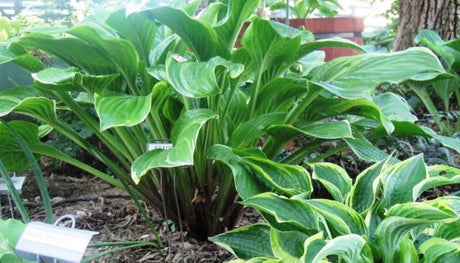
[0,0,457,240]
[0,219,28,263]
[408,29,460,136]
[210,154,460,262]
[266,0,342,18]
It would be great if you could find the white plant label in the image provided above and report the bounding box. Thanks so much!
[147,143,173,151]
[15,222,98,263]
[0,176,26,195]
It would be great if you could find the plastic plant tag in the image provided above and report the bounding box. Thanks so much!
[15,215,98,263]
[0,176,26,195]
[147,139,173,151]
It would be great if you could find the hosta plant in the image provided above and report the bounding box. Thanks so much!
[0,219,27,263]
[408,29,460,136]
[0,0,458,240]
[210,154,460,262]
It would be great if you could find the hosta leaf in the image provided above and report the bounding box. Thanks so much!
[0,43,44,72]
[393,236,418,263]
[343,128,389,162]
[0,87,43,117]
[207,145,312,199]
[244,157,312,197]
[374,121,460,154]
[0,219,25,246]
[270,229,308,261]
[209,224,274,260]
[214,0,261,50]
[165,56,243,98]
[302,232,327,263]
[413,175,460,200]
[310,234,373,263]
[376,214,454,262]
[298,38,365,61]
[94,92,153,130]
[311,47,447,99]
[380,154,428,209]
[256,78,308,114]
[310,162,352,202]
[434,218,460,240]
[241,18,310,84]
[372,93,417,123]
[420,238,460,263]
[348,156,391,213]
[242,193,319,234]
[302,199,368,237]
[386,201,457,220]
[105,8,158,63]
[266,121,353,149]
[17,31,136,79]
[228,113,285,148]
[142,6,226,60]
[0,121,39,171]
[303,96,393,133]
[206,145,268,199]
[131,109,217,183]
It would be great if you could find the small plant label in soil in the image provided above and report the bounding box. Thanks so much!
[15,221,98,263]
[0,176,25,195]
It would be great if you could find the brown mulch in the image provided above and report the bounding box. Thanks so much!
[3,173,237,262]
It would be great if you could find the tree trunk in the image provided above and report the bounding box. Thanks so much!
[394,0,460,51]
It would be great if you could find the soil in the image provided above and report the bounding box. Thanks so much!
[2,171,239,262]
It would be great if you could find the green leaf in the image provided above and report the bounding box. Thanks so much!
[0,219,25,246]
[142,6,226,60]
[105,8,158,63]
[0,87,43,117]
[344,128,389,162]
[372,93,417,123]
[228,113,285,148]
[386,201,457,220]
[270,229,308,261]
[207,145,312,199]
[242,193,319,234]
[312,47,447,99]
[310,234,373,263]
[302,199,368,237]
[420,238,460,263]
[0,121,41,171]
[165,56,243,98]
[214,0,261,50]
[375,217,435,262]
[374,121,460,154]
[256,78,308,114]
[380,154,428,209]
[434,218,460,240]
[131,109,217,183]
[209,224,274,260]
[304,96,393,134]
[241,18,313,84]
[348,156,391,213]
[310,162,352,202]
[0,43,44,72]
[95,92,153,130]
[302,232,327,263]
[266,121,353,149]
[413,175,460,201]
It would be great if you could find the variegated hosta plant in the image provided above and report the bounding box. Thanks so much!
[0,0,457,240]
[210,155,460,262]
